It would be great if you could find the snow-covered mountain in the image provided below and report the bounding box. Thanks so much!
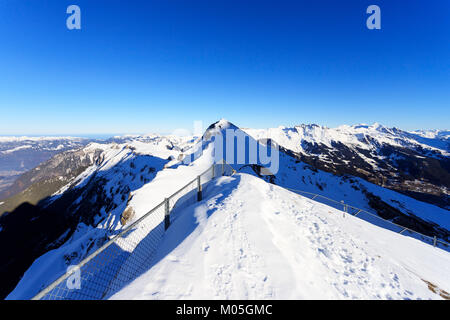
[244,123,450,209]
[1,120,449,300]
[1,134,201,299]
[245,123,449,156]
[0,137,92,199]
[411,129,450,141]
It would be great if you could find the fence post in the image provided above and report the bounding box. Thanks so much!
[221,160,225,176]
[212,164,215,179]
[164,198,170,230]
[341,200,345,218]
[433,236,437,247]
[197,176,202,201]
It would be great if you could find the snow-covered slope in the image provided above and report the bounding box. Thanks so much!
[411,129,450,141]
[4,134,208,299]
[244,123,449,156]
[112,173,450,300]
[250,152,450,234]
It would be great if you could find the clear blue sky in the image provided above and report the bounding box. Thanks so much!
[0,0,448,135]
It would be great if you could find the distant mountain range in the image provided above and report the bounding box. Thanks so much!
[0,121,448,299]
[0,137,92,199]
[244,123,449,209]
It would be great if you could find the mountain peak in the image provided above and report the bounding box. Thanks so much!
[204,119,239,134]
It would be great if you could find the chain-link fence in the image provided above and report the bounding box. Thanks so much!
[287,188,450,252]
[32,161,235,300]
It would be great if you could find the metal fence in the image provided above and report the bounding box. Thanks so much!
[32,161,236,300]
[287,188,450,252]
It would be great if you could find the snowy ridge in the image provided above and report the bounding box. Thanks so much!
[112,173,450,300]
[0,136,93,198]
[6,134,208,299]
[0,136,87,143]
[0,137,89,158]
[244,123,449,156]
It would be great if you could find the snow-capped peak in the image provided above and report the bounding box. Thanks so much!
[206,119,239,132]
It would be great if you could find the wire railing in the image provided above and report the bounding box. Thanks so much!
[32,161,236,300]
[286,188,450,252]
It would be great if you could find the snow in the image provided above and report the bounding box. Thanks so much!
[6,134,205,299]
[6,223,108,300]
[4,120,449,300]
[0,136,85,143]
[0,145,33,154]
[241,122,450,232]
[411,129,450,140]
[112,174,450,300]
[244,123,449,156]
[261,152,450,232]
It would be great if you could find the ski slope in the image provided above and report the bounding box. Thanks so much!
[112,173,450,300]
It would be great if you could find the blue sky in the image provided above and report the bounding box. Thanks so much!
[0,0,448,135]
